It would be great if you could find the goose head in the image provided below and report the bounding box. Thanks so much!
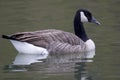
[75,9,100,25]
[74,9,100,42]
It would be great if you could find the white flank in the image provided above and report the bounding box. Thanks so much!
[85,39,95,51]
[80,12,88,22]
[10,40,49,54]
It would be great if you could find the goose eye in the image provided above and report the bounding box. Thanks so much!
[84,12,92,22]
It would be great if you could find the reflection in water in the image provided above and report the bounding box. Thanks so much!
[75,62,93,80]
[4,53,49,72]
[7,50,95,80]
[13,53,48,65]
[12,50,95,66]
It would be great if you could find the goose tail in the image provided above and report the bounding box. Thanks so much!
[2,35,17,40]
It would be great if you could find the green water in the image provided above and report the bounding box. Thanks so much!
[0,0,120,80]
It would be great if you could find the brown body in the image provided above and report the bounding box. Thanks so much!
[9,29,85,53]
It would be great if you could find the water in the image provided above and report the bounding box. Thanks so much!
[3,51,95,80]
[0,0,120,80]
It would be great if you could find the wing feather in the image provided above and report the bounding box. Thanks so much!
[10,29,85,49]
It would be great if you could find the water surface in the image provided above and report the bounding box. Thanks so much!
[0,0,120,80]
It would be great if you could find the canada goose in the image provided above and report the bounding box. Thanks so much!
[2,9,100,54]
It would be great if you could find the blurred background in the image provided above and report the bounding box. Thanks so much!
[0,0,120,80]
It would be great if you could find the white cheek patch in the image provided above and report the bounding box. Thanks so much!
[80,12,88,22]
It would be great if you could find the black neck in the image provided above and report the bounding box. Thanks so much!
[74,13,89,42]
